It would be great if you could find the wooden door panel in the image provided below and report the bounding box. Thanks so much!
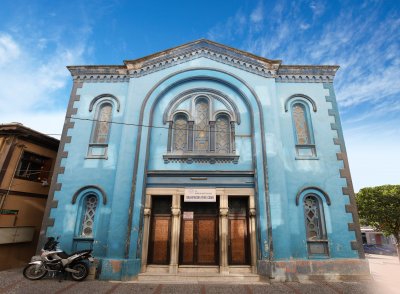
[197,219,217,265]
[229,219,247,264]
[181,220,194,264]
[149,217,170,264]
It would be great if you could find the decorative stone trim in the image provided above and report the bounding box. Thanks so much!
[219,208,229,217]
[276,65,339,83]
[68,66,129,83]
[89,94,121,112]
[163,154,239,164]
[127,48,277,78]
[163,88,241,125]
[71,185,107,205]
[67,40,339,83]
[72,75,129,83]
[324,83,365,258]
[284,94,318,112]
[38,80,83,252]
[295,186,331,206]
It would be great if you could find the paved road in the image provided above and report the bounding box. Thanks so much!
[0,255,398,294]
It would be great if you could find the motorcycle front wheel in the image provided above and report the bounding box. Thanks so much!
[23,264,47,280]
[70,262,89,281]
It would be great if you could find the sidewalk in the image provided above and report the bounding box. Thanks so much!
[367,253,400,294]
[0,255,398,294]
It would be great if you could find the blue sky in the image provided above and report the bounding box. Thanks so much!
[0,0,399,191]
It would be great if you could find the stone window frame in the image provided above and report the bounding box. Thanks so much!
[296,187,331,258]
[164,92,239,164]
[86,94,120,159]
[285,94,317,159]
[71,185,107,242]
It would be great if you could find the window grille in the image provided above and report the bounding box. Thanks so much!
[303,194,329,256]
[215,115,230,153]
[194,99,209,152]
[173,115,188,151]
[81,195,98,237]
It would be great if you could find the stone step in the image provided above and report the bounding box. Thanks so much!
[138,266,262,283]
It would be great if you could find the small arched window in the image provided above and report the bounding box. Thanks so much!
[215,114,230,153]
[291,101,316,158]
[80,194,98,237]
[92,103,113,144]
[173,114,188,152]
[292,103,312,145]
[303,194,328,256]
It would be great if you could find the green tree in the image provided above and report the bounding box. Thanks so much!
[356,185,400,261]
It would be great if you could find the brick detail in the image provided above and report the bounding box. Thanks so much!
[50,200,58,208]
[348,223,356,231]
[47,218,55,227]
[55,183,62,191]
[324,83,365,259]
[351,241,360,251]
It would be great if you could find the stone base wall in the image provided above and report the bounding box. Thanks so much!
[258,259,371,281]
[98,258,141,281]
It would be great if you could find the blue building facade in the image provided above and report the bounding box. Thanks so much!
[40,40,368,280]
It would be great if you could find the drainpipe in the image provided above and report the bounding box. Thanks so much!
[0,143,26,210]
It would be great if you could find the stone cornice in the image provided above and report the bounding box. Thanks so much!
[67,65,129,82]
[66,39,340,82]
[276,65,339,83]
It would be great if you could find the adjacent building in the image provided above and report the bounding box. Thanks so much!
[0,123,59,270]
[40,40,369,281]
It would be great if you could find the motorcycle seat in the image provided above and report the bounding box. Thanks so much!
[59,250,92,258]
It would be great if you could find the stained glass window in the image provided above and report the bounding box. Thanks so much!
[292,103,310,145]
[194,99,209,152]
[81,195,98,237]
[173,115,188,151]
[304,195,323,240]
[93,103,112,144]
[215,115,230,153]
[303,194,329,255]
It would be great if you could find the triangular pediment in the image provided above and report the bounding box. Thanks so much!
[67,39,339,83]
[123,39,282,78]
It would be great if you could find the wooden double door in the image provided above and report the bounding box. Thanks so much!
[147,195,250,267]
[180,200,219,265]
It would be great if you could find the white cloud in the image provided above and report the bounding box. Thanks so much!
[0,32,88,136]
[250,1,264,24]
[0,34,21,64]
[206,1,400,189]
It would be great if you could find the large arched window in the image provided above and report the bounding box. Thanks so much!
[164,90,240,164]
[303,194,329,256]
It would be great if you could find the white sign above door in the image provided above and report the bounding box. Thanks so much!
[184,188,216,202]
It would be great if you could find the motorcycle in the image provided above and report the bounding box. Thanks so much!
[23,237,94,281]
